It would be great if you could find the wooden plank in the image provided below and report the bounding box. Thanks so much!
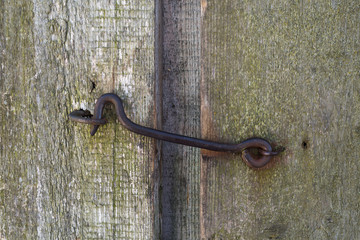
[201,0,360,239]
[0,0,155,239]
[160,0,201,239]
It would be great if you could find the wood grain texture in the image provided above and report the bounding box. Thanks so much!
[201,0,360,239]
[2,0,359,239]
[0,0,155,239]
[160,0,201,239]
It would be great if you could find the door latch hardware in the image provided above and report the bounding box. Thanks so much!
[69,93,283,168]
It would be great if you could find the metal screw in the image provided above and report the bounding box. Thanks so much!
[69,93,283,168]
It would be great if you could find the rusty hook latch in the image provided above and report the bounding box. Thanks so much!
[69,93,283,168]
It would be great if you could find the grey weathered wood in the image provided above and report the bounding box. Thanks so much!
[0,0,155,239]
[2,0,360,239]
[160,0,201,239]
[200,0,360,239]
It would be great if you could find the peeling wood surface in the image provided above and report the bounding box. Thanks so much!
[201,0,360,239]
[0,0,155,239]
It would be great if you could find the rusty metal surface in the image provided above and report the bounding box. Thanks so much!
[70,93,282,168]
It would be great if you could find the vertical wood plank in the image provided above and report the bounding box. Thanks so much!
[83,1,155,239]
[160,0,201,239]
[201,0,360,239]
[0,0,155,239]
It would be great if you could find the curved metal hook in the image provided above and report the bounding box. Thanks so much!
[69,93,282,168]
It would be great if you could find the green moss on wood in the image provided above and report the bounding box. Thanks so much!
[202,0,360,239]
[1,0,155,239]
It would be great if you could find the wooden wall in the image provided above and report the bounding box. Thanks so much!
[1,0,359,239]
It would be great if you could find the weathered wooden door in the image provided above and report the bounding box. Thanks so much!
[1,0,359,239]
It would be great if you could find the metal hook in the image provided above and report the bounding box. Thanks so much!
[69,93,283,168]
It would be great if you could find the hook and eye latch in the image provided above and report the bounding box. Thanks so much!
[69,93,283,168]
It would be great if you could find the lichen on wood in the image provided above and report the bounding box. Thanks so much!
[0,0,155,239]
[201,0,360,239]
